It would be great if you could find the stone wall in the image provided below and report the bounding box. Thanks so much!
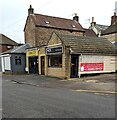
[24,16,36,46]
[24,16,84,47]
[101,33,117,43]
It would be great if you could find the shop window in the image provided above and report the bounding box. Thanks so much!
[48,55,62,67]
[15,56,21,65]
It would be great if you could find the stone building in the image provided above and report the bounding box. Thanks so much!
[25,5,116,78]
[26,32,116,79]
[101,13,117,45]
[24,5,96,47]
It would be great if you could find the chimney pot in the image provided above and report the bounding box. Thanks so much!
[73,13,79,22]
[111,12,117,25]
[28,5,34,16]
[91,17,96,26]
[92,17,94,22]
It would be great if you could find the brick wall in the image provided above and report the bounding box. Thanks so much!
[0,45,14,53]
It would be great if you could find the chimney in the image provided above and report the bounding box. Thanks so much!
[91,17,96,26]
[28,5,34,16]
[111,12,117,25]
[73,13,79,22]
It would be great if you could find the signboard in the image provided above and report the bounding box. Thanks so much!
[46,47,62,55]
[80,63,104,72]
[27,50,38,57]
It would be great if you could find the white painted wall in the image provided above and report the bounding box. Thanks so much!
[1,54,11,72]
[79,55,116,76]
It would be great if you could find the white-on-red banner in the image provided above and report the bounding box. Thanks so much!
[80,63,104,72]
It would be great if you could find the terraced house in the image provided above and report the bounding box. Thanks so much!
[25,5,117,78]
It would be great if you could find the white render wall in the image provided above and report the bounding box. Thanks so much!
[79,55,116,76]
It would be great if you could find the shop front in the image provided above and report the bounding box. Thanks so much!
[26,48,39,74]
[41,32,116,79]
[26,32,116,79]
[39,45,67,78]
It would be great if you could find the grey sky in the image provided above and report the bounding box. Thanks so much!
[0,0,116,43]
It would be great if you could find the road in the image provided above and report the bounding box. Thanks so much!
[2,76,115,118]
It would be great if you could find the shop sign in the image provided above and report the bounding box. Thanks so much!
[27,50,38,57]
[80,63,104,72]
[46,47,62,55]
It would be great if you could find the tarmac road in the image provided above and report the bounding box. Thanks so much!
[2,75,116,118]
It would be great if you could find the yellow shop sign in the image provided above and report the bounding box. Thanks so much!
[27,50,38,56]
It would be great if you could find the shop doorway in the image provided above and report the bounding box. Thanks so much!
[41,56,45,75]
[70,55,78,78]
[29,56,38,74]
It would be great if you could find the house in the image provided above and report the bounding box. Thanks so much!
[89,17,108,37]
[101,13,117,45]
[1,44,31,74]
[83,28,97,37]
[0,34,18,53]
[26,32,117,79]
[24,5,88,47]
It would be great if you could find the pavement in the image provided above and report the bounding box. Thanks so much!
[2,73,117,94]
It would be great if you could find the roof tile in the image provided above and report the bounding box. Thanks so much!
[32,14,85,32]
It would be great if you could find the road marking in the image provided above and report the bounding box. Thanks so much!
[94,93,109,96]
[72,89,117,94]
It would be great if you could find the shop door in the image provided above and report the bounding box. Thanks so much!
[29,56,38,74]
[41,56,45,75]
[70,55,78,78]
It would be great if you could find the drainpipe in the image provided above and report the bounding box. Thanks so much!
[78,54,82,78]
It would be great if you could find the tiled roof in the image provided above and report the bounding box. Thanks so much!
[0,34,18,45]
[84,28,97,37]
[56,33,116,55]
[26,14,85,32]
[101,22,117,35]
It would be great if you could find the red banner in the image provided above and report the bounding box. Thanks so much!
[80,63,104,72]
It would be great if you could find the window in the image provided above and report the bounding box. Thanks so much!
[15,56,21,65]
[48,55,62,67]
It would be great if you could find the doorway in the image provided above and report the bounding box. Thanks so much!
[41,56,45,75]
[70,55,78,78]
[29,56,38,74]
